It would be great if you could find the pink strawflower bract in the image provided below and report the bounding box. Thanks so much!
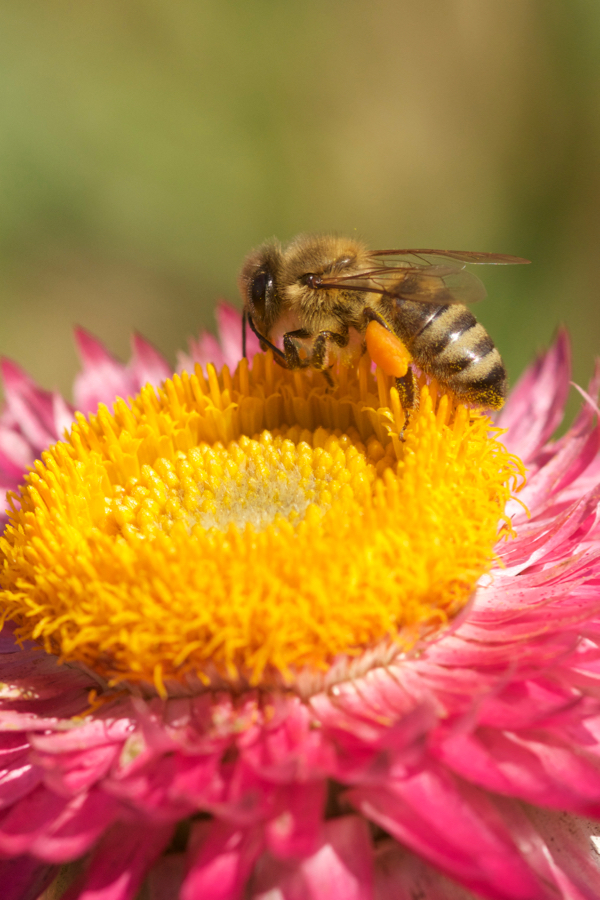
[0,307,599,900]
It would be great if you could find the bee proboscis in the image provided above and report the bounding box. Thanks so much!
[239,234,529,419]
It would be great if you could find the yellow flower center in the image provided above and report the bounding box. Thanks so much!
[0,353,523,697]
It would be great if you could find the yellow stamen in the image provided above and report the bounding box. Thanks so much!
[0,353,524,696]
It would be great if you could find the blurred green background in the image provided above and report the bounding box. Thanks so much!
[0,0,599,408]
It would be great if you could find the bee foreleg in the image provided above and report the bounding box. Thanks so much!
[247,313,288,365]
[242,309,248,359]
[395,366,419,436]
[283,329,313,370]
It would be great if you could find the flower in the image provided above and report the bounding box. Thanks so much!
[0,308,599,900]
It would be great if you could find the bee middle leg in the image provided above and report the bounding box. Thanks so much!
[310,329,350,387]
[282,327,350,384]
[309,329,349,369]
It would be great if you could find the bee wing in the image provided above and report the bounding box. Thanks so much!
[318,264,487,305]
[316,249,529,306]
[368,249,531,266]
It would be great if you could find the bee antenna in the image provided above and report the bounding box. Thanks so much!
[242,309,248,359]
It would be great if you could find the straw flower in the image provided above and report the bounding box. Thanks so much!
[0,306,599,900]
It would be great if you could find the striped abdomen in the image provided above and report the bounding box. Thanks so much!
[388,299,507,409]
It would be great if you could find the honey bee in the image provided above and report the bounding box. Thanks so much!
[239,234,529,415]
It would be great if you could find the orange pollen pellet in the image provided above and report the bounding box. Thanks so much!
[365,320,412,379]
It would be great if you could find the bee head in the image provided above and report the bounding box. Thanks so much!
[238,240,283,336]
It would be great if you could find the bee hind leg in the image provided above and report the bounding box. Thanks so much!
[395,367,419,437]
[362,307,390,329]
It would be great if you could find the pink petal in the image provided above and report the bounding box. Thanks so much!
[180,333,226,372]
[310,671,435,784]
[0,495,10,529]
[0,734,31,766]
[293,816,374,900]
[0,427,35,479]
[239,696,329,781]
[0,785,119,862]
[0,624,25,654]
[52,392,75,438]
[34,743,120,796]
[265,781,325,859]
[0,758,43,810]
[32,791,120,863]
[73,328,134,414]
[61,820,174,900]
[178,302,261,374]
[130,334,171,389]
[374,839,478,900]
[498,488,600,570]
[30,716,135,754]
[0,855,57,900]
[349,765,555,898]
[0,359,58,450]
[0,787,67,855]
[253,816,374,900]
[168,752,226,809]
[106,751,195,820]
[204,762,278,826]
[145,853,185,900]
[512,419,600,514]
[434,725,600,814]
[524,806,600,899]
[0,688,92,729]
[182,820,263,900]
[498,328,571,463]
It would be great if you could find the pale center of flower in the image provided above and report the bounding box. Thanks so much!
[0,354,524,697]
[193,444,321,533]
[148,433,367,535]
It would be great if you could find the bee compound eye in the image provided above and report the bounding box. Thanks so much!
[250,269,272,312]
